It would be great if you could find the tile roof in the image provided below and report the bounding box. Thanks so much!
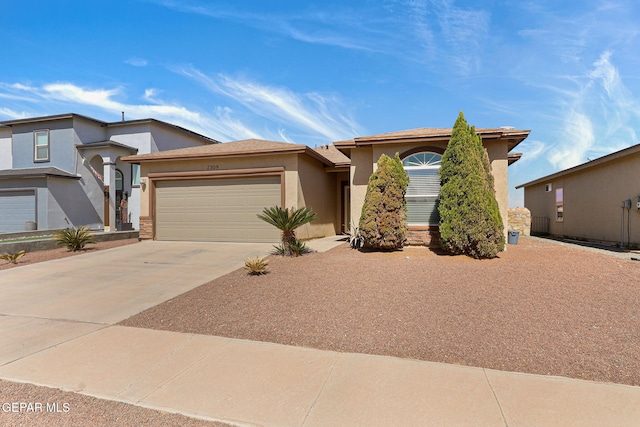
[124,139,318,162]
[335,126,531,152]
[313,144,350,166]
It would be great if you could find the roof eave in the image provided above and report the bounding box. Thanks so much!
[122,146,307,163]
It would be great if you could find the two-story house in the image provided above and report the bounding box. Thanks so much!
[0,113,217,233]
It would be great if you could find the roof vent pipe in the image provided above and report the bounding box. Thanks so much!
[122,111,125,121]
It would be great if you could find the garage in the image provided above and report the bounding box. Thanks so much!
[0,190,36,233]
[155,176,281,242]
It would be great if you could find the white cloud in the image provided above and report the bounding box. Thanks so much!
[178,67,364,143]
[0,81,262,142]
[125,57,148,67]
[548,112,595,169]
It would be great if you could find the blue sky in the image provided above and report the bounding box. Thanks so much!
[2,0,640,206]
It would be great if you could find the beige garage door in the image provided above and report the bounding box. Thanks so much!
[155,176,281,242]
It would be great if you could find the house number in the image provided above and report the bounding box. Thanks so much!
[207,164,219,170]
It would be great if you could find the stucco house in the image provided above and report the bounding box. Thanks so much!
[0,113,217,233]
[335,127,529,245]
[516,143,640,247]
[125,126,529,245]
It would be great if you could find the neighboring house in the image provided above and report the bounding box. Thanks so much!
[516,143,640,247]
[125,126,529,245]
[0,113,217,233]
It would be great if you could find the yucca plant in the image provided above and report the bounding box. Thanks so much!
[289,238,311,257]
[54,226,94,252]
[244,256,269,275]
[348,223,364,250]
[257,206,317,256]
[0,250,26,264]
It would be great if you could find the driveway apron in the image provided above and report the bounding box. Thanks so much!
[0,241,273,364]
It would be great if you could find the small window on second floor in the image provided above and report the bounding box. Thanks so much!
[545,183,552,192]
[34,130,50,162]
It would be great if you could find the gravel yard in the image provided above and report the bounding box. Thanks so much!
[121,236,640,386]
[3,235,640,426]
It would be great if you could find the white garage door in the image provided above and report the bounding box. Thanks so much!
[155,176,281,242]
[0,190,36,233]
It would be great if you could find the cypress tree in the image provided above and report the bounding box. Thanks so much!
[359,153,409,250]
[439,112,504,258]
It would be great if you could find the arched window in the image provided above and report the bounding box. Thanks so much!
[403,152,441,226]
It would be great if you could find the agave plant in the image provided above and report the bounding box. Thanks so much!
[348,223,364,250]
[257,206,317,257]
[54,226,94,252]
[244,256,269,275]
[0,250,26,264]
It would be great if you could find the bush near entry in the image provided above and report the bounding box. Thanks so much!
[438,112,504,259]
[359,153,409,250]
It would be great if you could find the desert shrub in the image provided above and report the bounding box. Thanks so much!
[244,256,269,275]
[257,206,317,257]
[53,226,95,252]
[347,223,364,249]
[288,238,312,257]
[358,153,409,250]
[0,250,26,264]
[438,112,505,259]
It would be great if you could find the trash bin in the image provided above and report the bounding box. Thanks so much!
[508,230,520,244]
[25,221,37,231]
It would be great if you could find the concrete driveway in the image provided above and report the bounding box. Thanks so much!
[0,240,274,365]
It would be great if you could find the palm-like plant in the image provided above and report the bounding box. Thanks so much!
[53,226,94,252]
[257,206,317,256]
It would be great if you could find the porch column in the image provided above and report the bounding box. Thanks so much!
[103,157,117,232]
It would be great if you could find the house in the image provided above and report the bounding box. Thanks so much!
[0,113,217,233]
[122,140,349,242]
[334,127,529,245]
[516,143,640,247]
[125,126,529,245]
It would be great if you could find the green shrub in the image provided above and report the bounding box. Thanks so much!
[53,226,95,252]
[0,250,26,264]
[257,206,317,257]
[358,153,409,250]
[244,256,269,275]
[438,112,504,259]
[288,238,312,257]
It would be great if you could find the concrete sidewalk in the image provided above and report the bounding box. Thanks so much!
[1,325,640,426]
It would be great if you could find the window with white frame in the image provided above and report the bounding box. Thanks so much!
[34,130,50,162]
[403,152,442,225]
[545,183,552,192]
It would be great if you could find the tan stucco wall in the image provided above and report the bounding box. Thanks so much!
[524,152,640,245]
[349,139,511,240]
[295,154,339,239]
[137,152,337,240]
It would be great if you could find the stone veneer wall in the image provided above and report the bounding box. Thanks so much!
[139,216,153,240]
[406,227,441,247]
[508,208,531,236]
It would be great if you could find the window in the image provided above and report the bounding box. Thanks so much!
[132,164,140,186]
[34,130,49,162]
[556,188,563,222]
[545,183,552,192]
[403,152,442,225]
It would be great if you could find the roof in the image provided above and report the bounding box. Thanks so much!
[0,113,219,145]
[334,126,531,153]
[516,143,640,189]
[313,144,350,167]
[0,167,80,180]
[122,139,337,167]
[76,140,138,153]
